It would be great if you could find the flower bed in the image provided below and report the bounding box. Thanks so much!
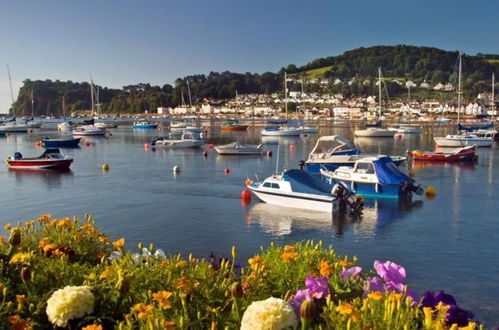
[0,214,481,329]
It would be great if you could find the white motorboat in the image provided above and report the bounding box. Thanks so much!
[95,121,118,129]
[247,169,339,213]
[215,142,264,155]
[73,125,106,136]
[57,122,73,131]
[0,122,29,132]
[152,131,204,148]
[261,126,304,136]
[388,124,422,134]
[434,134,493,147]
[300,126,319,133]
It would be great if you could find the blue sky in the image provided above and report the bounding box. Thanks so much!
[1,0,498,113]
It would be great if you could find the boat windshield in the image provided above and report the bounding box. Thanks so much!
[309,136,357,159]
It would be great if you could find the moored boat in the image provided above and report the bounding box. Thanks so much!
[6,148,73,170]
[261,126,303,136]
[215,142,264,155]
[151,131,204,148]
[411,145,476,162]
[220,122,248,131]
[73,125,106,136]
[41,137,81,148]
[320,156,423,199]
[133,121,157,129]
[0,122,29,133]
[57,121,73,131]
[434,134,493,147]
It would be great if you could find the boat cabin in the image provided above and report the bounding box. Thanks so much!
[308,135,359,160]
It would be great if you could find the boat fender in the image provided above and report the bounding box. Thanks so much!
[375,183,382,194]
[245,178,252,185]
[84,141,91,147]
[208,143,214,150]
[241,189,251,201]
[102,163,110,171]
[266,150,272,157]
[173,165,180,173]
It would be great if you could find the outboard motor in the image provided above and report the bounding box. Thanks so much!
[298,160,305,170]
[331,182,364,215]
[401,181,424,196]
[14,152,22,160]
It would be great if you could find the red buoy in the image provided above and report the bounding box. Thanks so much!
[35,141,42,147]
[144,143,150,150]
[84,141,91,147]
[266,150,272,157]
[208,143,214,150]
[289,144,295,151]
[241,189,252,201]
[224,168,230,175]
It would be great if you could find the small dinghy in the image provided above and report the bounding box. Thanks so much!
[410,145,476,162]
[215,142,264,155]
[151,131,204,148]
[133,121,157,129]
[41,137,81,148]
[6,148,73,170]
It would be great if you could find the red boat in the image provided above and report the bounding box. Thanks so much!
[6,148,73,170]
[220,123,248,131]
[411,145,476,162]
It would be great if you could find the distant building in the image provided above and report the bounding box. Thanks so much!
[420,80,430,89]
[433,83,444,91]
[157,107,170,115]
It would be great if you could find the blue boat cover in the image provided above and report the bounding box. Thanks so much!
[267,119,288,124]
[457,123,494,132]
[366,120,382,128]
[282,169,331,196]
[264,126,280,131]
[372,157,414,185]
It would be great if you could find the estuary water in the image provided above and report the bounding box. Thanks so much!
[0,121,498,326]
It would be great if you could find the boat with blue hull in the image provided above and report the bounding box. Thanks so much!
[320,156,423,199]
[305,135,406,173]
[133,121,158,129]
[41,137,81,148]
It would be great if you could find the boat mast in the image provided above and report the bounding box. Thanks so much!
[90,77,95,115]
[457,52,462,125]
[7,64,14,116]
[284,72,288,120]
[62,95,66,117]
[187,81,193,115]
[31,90,34,117]
[378,67,382,119]
[492,73,495,115]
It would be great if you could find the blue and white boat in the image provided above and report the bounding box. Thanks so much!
[41,137,81,148]
[320,156,423,199]
[305,135,406,173]
[247,169,339,212]
[133,121,158,129]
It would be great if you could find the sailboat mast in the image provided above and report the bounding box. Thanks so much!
[7,64,14,115]
[284,72,288,120]
[31,90,34,117]
[62,95,66,117]
[186,81,193,115]
[457,52,462,124]
[90,78,95,114]
[492,73,495,113]
[378,67,382,118]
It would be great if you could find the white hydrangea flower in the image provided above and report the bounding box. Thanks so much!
[241,297,297,330]
[46,285,95,327]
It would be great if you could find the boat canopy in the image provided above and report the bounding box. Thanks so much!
[218,142,259,150]
[41,148,62,157]
[372,157,414,185]
[282,169,332,195]
[308,135,359,160]
[366,120,382,128]
[457,122,494,132]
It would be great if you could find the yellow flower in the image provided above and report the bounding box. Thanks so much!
[99,267,111,280]
[80,223,96,235]
[16,295,26,310]
[10,253,33,265]
[82,325,103,330]
[133,303,154,319]
[57,218,71,228]
[423,307,434,328]
[37,214,51,224]
[280,252,299,261]
[43,244,59,256]
[112,238,125,250]
[48,219,58,227]
[248,255,265,271]
[4,223,11,231]
[152,291,172,310]
[241,297,297,330]
[98,235,110,244]
[39,237,50,248]
[175,260,187,268]
[367,291,383,301]
[24,220,35,228]
[336,303,360,321]
[318,260,333,276]
[388,292,403,302]
[284,245,294,252]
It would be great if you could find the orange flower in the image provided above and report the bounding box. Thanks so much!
[164,321,176,330]
[175,260,187,268]
[339,260,352,268]
[8,315,32,330]
[133,303,154,319]
[42,244,58,256]
[284,245,294,252]
[98,235,110,244]
[82,325,103,330]
[4,223,11,231]
[318,260,333,276]
[280,252,299,261]
[100,266,111,280]
[38,237,49,248]
[80,223,96,235]
[37,214,51,223]
[48,219,58,227]
[112,238,125,250]
[336,303,360,321]
[152,291,172,310]
[248,255,265,271]
[175,276,194,295]
[24,221,35,228]
[367,291,383,301]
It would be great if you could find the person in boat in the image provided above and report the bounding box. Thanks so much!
[14,152,22,160]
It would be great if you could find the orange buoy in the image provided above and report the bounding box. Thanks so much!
[241,189,252,201]
[266,150,272,157]
[224,168,230,175]
[244,178,252,185]
[203,150,208,157]
[289,144,295,151]
[35,141,42,147]
[208,143,214,150]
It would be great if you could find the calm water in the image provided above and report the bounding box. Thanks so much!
[1,121,498,326]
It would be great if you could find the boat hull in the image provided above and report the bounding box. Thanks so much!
[220,125,248,131]
[306,156,406,173]
[434,137,493,147]
[261,127,303,136]
[411,146,476,162]
[73,131,105,136]
[7,159,73,170]
[248,186,338,213]
[323,178,403,199]
[42,138,81,148]
[354,129,396,137]
[154,141,203,148]
[133,124,157,129]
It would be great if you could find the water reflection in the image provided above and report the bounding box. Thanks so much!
[411,160,476,171]
[8,169,74,189]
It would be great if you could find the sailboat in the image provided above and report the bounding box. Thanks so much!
[434,53,494,147]
[464,73,498,140]
[388,82,422,134]
[354,68,396,138]
[26,90,42,128]
[261,72,303,136]
[0,65,29,132]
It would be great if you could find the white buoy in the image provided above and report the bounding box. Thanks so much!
[173,165,180,173]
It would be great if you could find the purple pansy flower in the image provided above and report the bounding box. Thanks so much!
[340,266,362,284]
[305,275,329,299]
[420,291,475,327]
[374,260,406,292]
